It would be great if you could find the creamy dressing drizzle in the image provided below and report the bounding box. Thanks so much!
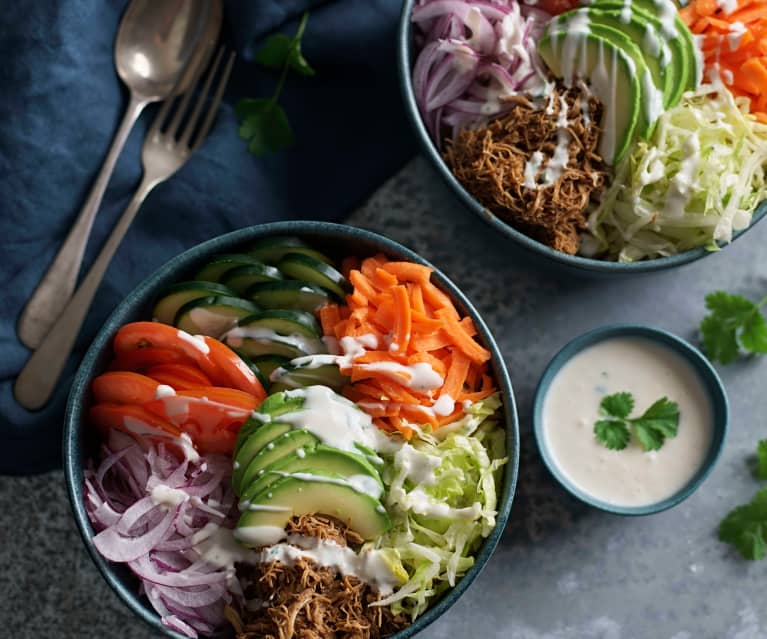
[223,327,324,354]
[727,21,747,51]
[198,526,399,594]
[150,484,189,508]
[664,135,700,217]
[154,384,176,400]
[716,0,738,14]
[187,307,239,337]
[177,330,210,354]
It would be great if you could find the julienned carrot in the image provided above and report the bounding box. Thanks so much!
[681,0,767,123]
[322,253,496,438]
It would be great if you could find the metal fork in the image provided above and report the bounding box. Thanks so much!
[14,46,235,411]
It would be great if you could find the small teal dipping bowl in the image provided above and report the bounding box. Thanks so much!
[532,325,728,515]
[63,221,520,639]
[396,0,767,276]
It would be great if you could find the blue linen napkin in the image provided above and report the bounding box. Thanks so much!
[0,0,415,475]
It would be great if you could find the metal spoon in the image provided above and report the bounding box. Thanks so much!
[16,0,222,349]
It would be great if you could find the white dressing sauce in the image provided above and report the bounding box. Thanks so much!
[523,151,545,188]
[716,0,738,14]
[356,361,443,392]
[200,527,399,594]
[727,21,747,52]
[177,330,210,354]
[542,337,713,507]
[150,484,189,508]
[188,307,239,337]
[664,134,701,217]
[154,384,176,400]
[223,327,324,355]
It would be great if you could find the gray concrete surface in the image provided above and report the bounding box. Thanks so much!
[3,157,766,638]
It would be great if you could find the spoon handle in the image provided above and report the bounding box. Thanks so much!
[16,94,147,349]
[14,174,158,411]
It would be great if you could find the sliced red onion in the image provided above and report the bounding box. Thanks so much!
[85,441,239,638]
[411,0,552,142]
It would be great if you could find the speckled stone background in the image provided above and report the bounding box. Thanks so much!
[3,157,767,638]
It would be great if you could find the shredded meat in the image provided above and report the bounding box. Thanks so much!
[444,85,608,255]
[231,515,408,639]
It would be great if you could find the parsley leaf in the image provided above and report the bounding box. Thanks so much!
[594,392,679,452]
[237,12,313,156]
[719,487,767,560]
[700,291,767,364]
[753,439,767,481]
[594,419,630,450]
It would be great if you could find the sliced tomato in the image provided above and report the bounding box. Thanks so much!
[146,363,213,390]
[535,0,579,14]
[143,390,251,455]
[92,371,160,404]
[113,322,212,364]
[109,346,196,372]
[201,336,267,402]
[89,403,182,440]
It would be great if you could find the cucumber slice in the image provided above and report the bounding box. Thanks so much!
[248,236,334,265]
[269,363,348,393]
[221,263,284,295]
[174,296,260,337]
[223,310,325,360]
[246,280,331,313]
[152,281,237,326]
[250,354,291,378]
[231,348,270,391]
[194,254,266,283]
[278,253,351,299]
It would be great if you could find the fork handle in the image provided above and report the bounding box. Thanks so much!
[16,94,148,349]
[14,174,158,411]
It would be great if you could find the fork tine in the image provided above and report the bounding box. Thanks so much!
[148,94,175,137]
[178,46,227,148]
[190,50,236,150]
[163,50,219,140]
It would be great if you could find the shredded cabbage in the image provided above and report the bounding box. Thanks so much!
[367,394,506,619]
[584,81,767,262]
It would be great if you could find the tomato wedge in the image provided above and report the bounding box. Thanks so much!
[109,346,196,372]
[146,363,212,390]
[89,403,182,440]
[92,372,160,405]
[201,336,267,401]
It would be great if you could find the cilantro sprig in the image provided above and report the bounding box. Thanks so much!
[719,487,767,560]
[594,392,680,452]
[700,291,767,364]
[236,12,314,156]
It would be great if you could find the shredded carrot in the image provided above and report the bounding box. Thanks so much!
[324,254,497,435]
[681,0,767,122]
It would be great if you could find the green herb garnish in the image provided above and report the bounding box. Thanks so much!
[236,12,314,156]
[753,439,767,481]
[594,392,679,452]
[719,487,767,560]
[700,291,767,364]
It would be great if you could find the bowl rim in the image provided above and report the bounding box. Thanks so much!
[63,220,520,639]
[396,0,767,274]
[531,323,729,516]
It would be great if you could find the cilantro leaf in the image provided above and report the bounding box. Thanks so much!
[594,419,630,450]
[700,291,767,364]
[600,392,634,419]
[237,12,313,156]
[719,488,767,560]
[754,440,767,481]
[593,393,679,452]
[236,99,293,157]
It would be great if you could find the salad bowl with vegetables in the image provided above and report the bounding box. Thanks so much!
[64,221,518,639]
[398,0,767,274]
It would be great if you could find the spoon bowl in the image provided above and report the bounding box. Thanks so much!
[115,0,222,100]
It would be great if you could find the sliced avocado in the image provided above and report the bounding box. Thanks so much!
[550,23,658,140]
[233,421,293,493]
[538,30,641,165]
[239,445,383,506]
[590,0,698,91]
[238,429,320,495]
[557,8,674,106]
[256,391,305,417]
[586,2,690,105]
[237,474,391,544]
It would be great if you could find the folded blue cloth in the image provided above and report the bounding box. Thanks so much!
[0,0,414,474]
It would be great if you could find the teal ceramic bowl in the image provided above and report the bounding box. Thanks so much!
[63,221,519,639]
[532,324,728,515]
[396,0,767,276]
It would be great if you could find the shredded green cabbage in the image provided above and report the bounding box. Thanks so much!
[367,394,506,619]
[584,81,767,262]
